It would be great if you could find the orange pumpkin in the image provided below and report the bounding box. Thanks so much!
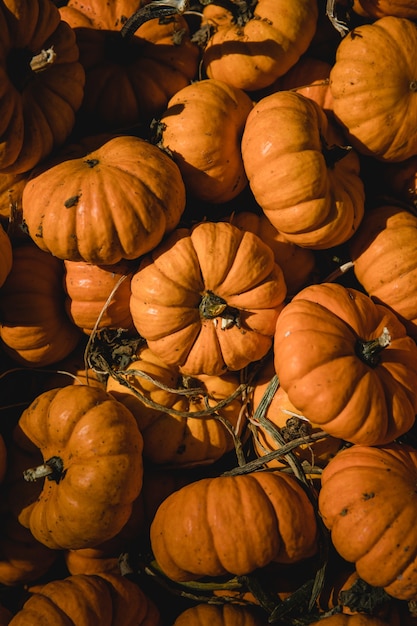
[129,220,287,376]
[106,344,246,467]
[319,443,417,601]
[352,0,417,19]
[241,90,365,249]
[329,16,417,162]
[0,243,82,367]
[273,282,417,445]
[173,604,268,626]
[60,0,199,131]
[21,134,186,264]
[200,0,319,91]
[5,385,144,550]
[150,470,318,582]
[0,0,85,174]
[156,79,254,204]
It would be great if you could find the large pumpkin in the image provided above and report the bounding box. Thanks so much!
[0,0,85,173]
[241,90,365,249]
[129,220,287,376]
[349,204,417,342]
[329,16,417,162]
[21,134,186,264]
[5,385,144,550]
[200,0,319,91]
[156,79,254,204]
[150,470,318,581]
[106,344,246,467]
[319,443,417,601]
[273,282,417,445]
[60,0,199,131]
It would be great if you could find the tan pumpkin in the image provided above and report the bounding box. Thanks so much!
[200,0,319,92]
[106,344,246,467]
[241,90,365,249]
[129,220,287,376]
[0,243,82,367]
[329,16,417,162]
[150,470,318,582]
[156,79,254,204]
[21,134,186,264]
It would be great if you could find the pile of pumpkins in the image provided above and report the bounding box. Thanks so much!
[1,0,417,623]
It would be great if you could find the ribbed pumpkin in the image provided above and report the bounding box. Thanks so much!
[173,604,268,626]
[200,0,319,91]
[0,243,82,367]
[350,204,417,341]
[8,572,160,626]
[319,443,417,601]
[0,0,85,174]
[21,134,186,264]
[5,385,144,550]
[241,90,365,249]
[150,470,318,582]
[329,16,417,162]
[60,0,199,130]
[63,259,136,335]
[106,344,246,467]
[130,220,287,376]
[273,282,417,445]
[156,79,254,203]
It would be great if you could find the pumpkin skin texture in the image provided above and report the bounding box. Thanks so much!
[0,0,85,174]
[241,91,365,249]
[6,385,144,550]
[201,0,319,92]
[329,17,417,162]
[106,345,246,467]
[173,604,267,626]
[157,79,254,204]
[60,0,199,131]
[130,221,287,376]
[350,204,417,342]
[0,244,82,367]
[150,471,318,582]
[8,572,161,626]
[273,282,417,445]
[21,134,186,264]
[318,443,417,601]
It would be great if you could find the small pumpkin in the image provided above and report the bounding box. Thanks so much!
[5,385,144,550]
[156,79,254,204]
[129,220,287,376]
[319,443,417,601]
[106,344,247,467]
[241,90,365,249]
[8,572,161,626]
[0,0,85,174]
[150,470,318,582]
[273,282,417,445]
[0,243,82,367]
[21,133,186,265]
[329,16,417,162]
[200,0,319,92]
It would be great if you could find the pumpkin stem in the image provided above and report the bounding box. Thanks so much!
[321,134,352,168]
[23,456,65,484]
[30,47,57,72]
[355,326,391,368]
[199,290,227,319]
[121,0,190,39]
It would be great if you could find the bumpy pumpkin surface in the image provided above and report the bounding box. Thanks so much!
[21,134,186,264]
[350,204,417,342]
[6,385,144,550]
[8,572,160,626]
[201,0,318,91]
[150,471,318,581]
[130,221,287,376]
[329,16,417,162]
[157,79,254,203]
[0,0,85,173]
[273,282,417,445]
[319,443,417,601]
[241,91,365,249]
